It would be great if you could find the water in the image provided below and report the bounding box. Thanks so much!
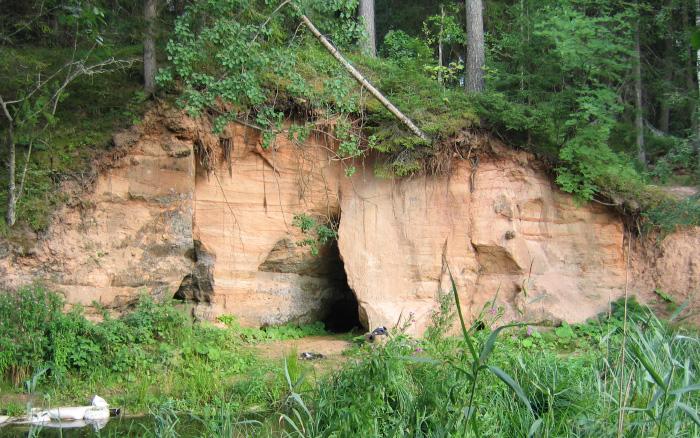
[0,416,205,437]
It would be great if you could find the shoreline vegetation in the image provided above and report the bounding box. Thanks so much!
[1,285,699,436]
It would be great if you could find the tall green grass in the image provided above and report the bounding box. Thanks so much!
[2,284,700,437]
[271,277,700,437]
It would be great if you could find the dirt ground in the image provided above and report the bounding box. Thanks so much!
[253,335,356,375]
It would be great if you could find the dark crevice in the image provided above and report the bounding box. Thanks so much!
[174,240,216,303]
[321,241,362,333]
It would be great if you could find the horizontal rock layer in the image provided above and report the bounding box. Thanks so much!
[0,107,696,332]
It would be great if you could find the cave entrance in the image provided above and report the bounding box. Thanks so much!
[321,241,362,333]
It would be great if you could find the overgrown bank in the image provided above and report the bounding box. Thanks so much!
[159,0,700,235]
[2,0,699,236]
[2,286,700,437]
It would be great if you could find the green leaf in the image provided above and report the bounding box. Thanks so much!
[653,288,675,304]
[554,323,574,339]
[630,342,667,391]
[207,348,221,361]
[463,407,475,421]
[479,323,525,365]
[397,356,441,365]
[447,264,478,361]
[669,296,691,322]
[691,29,700,51]
[671,384,700,397]
[488,365,532,412]
[528,418,543,438]
[676,402,700,427]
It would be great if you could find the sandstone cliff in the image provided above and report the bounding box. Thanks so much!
[0,106,696,333]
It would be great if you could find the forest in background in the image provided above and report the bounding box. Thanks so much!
[0,0,699,234]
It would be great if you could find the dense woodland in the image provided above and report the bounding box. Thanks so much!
[0,0,699,234]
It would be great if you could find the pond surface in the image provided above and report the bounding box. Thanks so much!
[0,416,205,437]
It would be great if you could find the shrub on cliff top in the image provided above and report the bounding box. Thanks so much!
[158,0,700,235]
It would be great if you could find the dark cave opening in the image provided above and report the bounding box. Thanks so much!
[322,241,363,333]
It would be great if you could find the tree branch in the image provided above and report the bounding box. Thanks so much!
[16,140,33,202]
[296,12,429,141]
[0,95,12,124]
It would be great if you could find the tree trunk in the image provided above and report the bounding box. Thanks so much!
[143,0,158,95]
[696,0,700,153]
[174,0,186,15]
[465,0,485,92]
[0,97,15,226]
[438,5,444,84]
[6,128,16,227]
[634,17,645,165]
[658,36,672,133]
[683,2,698,147]
[299,14,428,141]
[359,0,376,57]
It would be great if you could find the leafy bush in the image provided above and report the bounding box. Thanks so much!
[381,30,432,64]
[642,195,700,234]
[292,213,338,256]
[0,285,64,384]
[0,286,188,384]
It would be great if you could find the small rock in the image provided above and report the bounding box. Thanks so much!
[365,326,389,343]
[300,352,324,360]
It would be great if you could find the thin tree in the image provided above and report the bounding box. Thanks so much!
[438,5,445,83]
[633,11,645,164]
[696,0,700,162]
[0,96,16,227]
[658,1,673,133]
[1,57,134,226]
[298,13,428,140]
[359,0,376,57]
[144,0,158,95]
[465,0,485,92]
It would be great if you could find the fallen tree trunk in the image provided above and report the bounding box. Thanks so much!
[298,13,429,142]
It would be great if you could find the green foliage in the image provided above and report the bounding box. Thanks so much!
[642,195,700,234]
[476,0,700,230]
[0,287,198,385]
[649,137,697,184]
[0,285,64,384]
[217,314,327,342]
[160,0,362,130]
[0,286,277,413]
[3,286,700,437]
[0,44,144,232]
[381,30,432,64]
[292,213,338,256]
[270,295,700,437]
[653,288,676,304]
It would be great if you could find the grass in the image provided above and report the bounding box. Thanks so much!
[271,288,700,437]
[0,285,335,418]
[2,284,700,437]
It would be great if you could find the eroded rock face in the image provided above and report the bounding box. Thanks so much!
[190,122,345,325]
[0,111,196,313]
[1,106,696,333]
[630,228,700,322]
[338,144,627,334]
